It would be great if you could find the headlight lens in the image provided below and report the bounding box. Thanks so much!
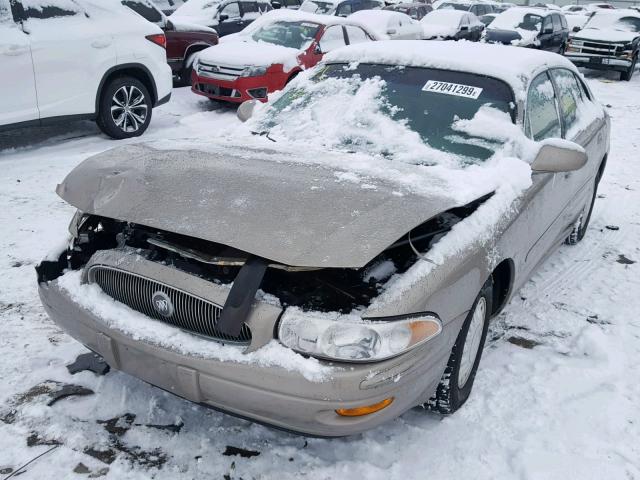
[278,309,441,363]
[240,66,267,77]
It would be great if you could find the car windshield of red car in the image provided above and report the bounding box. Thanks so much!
[251,20,321,49]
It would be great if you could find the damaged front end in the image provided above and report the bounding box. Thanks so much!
[37,192,489,363]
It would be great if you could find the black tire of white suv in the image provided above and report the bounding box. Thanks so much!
[620,54,637,82]
[97,76,153,139]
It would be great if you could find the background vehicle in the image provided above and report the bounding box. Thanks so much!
[479,11,496,26]
[484,7,569,53]
[299,0,384,17]
[170,0,272,35]
[191,10,374,102]
[123,0,219,85]
[271,0,303,9]
[437,0,495,17]
[0,0,172,139]
[565,10,640,80]
[383,2,432,21]
[421,9,484,40]
[348,9,423,38]
[151,0,187,14]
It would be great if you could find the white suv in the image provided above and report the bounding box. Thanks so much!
[0,0,172,139]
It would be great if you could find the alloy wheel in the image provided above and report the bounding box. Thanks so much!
[110,85,148,133]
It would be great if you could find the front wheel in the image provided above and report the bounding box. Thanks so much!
[620,55,637,81]
[427,278,493,414]
[97,76,152,139]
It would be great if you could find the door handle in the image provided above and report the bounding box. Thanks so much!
[91,39,112,49]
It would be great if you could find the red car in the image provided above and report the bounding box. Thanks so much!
[191,10,375,102]
[122,0,219,85]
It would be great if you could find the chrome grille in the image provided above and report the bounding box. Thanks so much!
[88,266,251,345]
[196,61,244,80]
[571,40,623,56]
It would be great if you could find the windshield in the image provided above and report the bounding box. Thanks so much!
[253,63,516,163]
[490,9,542,31]
[251,21,321,49]
[300,0,335,14]
[583,13,640,32]
[438,2,470,11]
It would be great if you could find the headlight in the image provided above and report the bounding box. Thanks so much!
[192,57,200,73]
[278,309,442,363]
[240,66,267,77]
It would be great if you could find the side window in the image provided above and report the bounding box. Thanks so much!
[560,14,567,29]
[122,0,164,24]
[240,1,259,18]
[552,14,561,32]
[460,14,469,27]
[526,72,562,141]
[219,2,240,19]
[550,68,582,134]
[542,15,552,32]
[319,25,346,51]
[336,2,352,16]
[345,24,370,44]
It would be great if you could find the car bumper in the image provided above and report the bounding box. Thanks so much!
[565,53,633,71]
[38,277,455,437]
[190,71,288,103]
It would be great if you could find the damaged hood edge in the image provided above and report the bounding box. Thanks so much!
[56,144,466,268]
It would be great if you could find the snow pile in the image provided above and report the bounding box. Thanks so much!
[56,270,335,382]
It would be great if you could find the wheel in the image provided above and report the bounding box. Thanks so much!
[620,55,637,81]
[565,165,604,245]
[427,278,493,414]
[97,76,152,139]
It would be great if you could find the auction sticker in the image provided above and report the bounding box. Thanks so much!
[422,80,483,99]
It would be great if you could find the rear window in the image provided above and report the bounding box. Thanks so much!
[11,0,82,20]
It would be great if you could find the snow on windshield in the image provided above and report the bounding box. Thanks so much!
[251,20,321,50]
[583,12,640,32]
[489,8,543,31]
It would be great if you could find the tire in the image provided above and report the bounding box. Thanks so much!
[176,52,199,87]
[559,43,566,55]
[565,164,604,245]
[97,76,152,139]
[620,55,637,81]
[427,278,493,414]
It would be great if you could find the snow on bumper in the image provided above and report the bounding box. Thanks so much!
[38,274,453,437]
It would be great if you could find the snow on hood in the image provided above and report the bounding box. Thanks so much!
[170,13,217,27]
[573,27,639,43]
[198,39,300,70]
[170,17,218,33]
[422,23,458,38]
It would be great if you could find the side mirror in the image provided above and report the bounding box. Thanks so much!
[543,26,553,34]
[219,13,229,22]
[237,99,258,122]
[460,25,469,31]
[164,19,175,31]
[386,28,397,35]
[531,140,588,173]
[572,26,581,32]
[314,42,322,54]
[272,1,282,8]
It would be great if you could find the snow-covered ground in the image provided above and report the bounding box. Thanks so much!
[1,72,639,479]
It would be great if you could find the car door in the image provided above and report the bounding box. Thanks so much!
[0,0,38,126]
[468,13,483,40]
[457,14,470,40]
[521,71,584,271]
[14,0,116,120]
[345,24,373,44]
[551,14,563,51]
[239,1,267,29]
[216,1,242,35]
[538,15,553,50]
[335,1,353,16]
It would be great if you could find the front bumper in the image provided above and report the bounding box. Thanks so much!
[190,70,288,103]
[565,53,633,71]
[38,275,454,437]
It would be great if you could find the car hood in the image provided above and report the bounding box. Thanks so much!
[56,145,461,268]
[170,17,218,34]
[421,23,457,38]
[198,39,301,69]
[572,27,639,43]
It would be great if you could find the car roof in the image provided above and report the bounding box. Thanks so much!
[324,40,579,100]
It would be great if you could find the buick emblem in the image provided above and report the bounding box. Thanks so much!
[152,291,174,317]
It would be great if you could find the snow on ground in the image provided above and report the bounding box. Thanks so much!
[1,72,639,479]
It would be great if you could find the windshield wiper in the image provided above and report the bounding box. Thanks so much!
[250,130,277,142]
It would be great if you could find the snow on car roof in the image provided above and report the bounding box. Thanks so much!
[324,40,578,99]
[348,9,413,29]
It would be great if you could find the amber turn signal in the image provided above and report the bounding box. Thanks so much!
[335,398,394,417]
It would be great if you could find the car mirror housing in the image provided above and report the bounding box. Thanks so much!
[386,28,397,35]
[572,25,581,32]
[531,140,588,173]
[219,13,229,22]
[460,25,469,31]
[272,1,282,8]
[237,99,258,123]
